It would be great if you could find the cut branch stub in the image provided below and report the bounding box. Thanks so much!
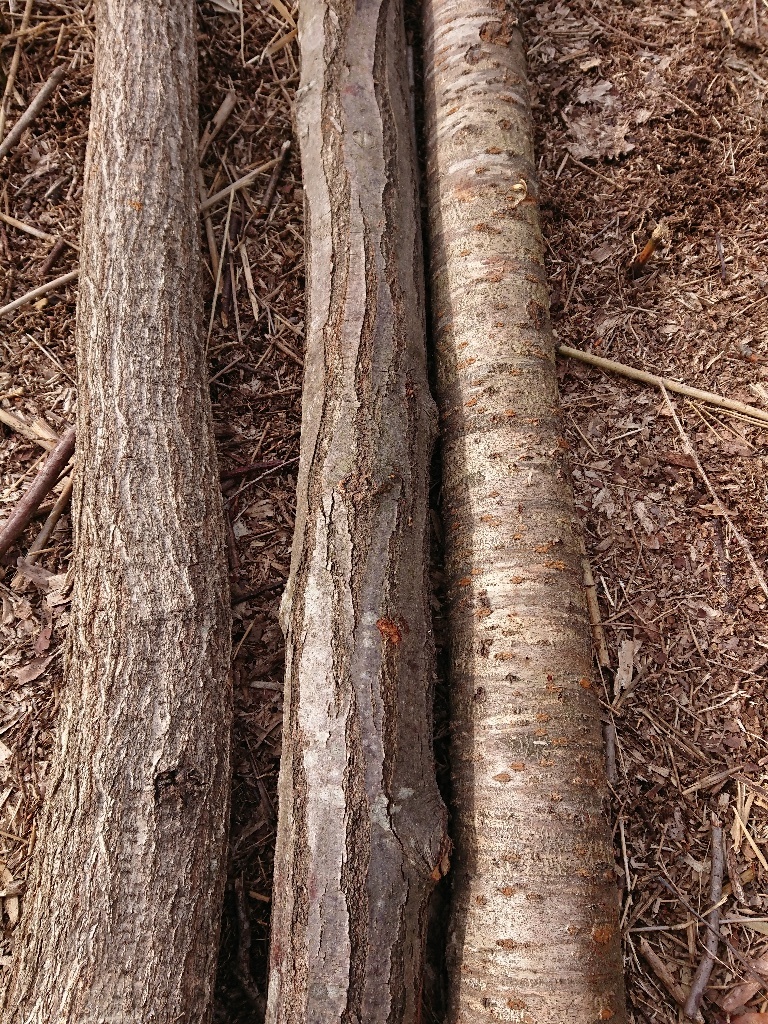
[422,1,627,1021]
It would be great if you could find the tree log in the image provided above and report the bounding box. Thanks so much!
[1,3,232,1021]
[422,2,627,1021]
[265,0,448,1020]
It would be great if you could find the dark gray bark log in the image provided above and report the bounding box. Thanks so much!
[1,2,232,1021]
[265,0,449,1021]
[422,1,627,1021]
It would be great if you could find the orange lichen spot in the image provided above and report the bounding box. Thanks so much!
[494,651,514,661]
[493,772,511,783]
[475,607,492,619]
[129,200,143,211]
[579,677,592,690]
[457,576,472,587]
[592,924,616,946]
[533,729,547,738]
[509,762,526,772]
[534,542,554,554]
[475,894,488,906]
[552,736,569,746]
[510,575,525,584]
[499,886,516,898]
[464,397,478,407]
[486,146,503,154]
[486,489,500,498]
[545,682,561,694]
[507,998,527,1010]
[458,249,471,257]
[456,357,476,370]
[598,1009,615,1021]
[496,938,516,950]
[544,559,567,570]
[536,713,550,723]
[480,515,501,526]
[446,106,460,116]
[504,408,516,417]
[493,321,505,328]
[376,617,401,645]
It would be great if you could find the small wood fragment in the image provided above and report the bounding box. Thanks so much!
[0,409,58,450]
[0,0,34,140]
[200,155,280,212]
[639,938,689,1009]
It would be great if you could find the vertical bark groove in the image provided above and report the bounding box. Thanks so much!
[266,0,448,1021]
[422,1,627,1021]
[2,3,232,1021]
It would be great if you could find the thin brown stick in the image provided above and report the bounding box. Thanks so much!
[200,155,280,212]
[684,825,724,1020]
[0,269,79,318]
[0,210,57,242]
[234,875,266,1019]
[660,385,768,600]
[198,89,238,160]
[0,64,66,160]
[638,938,688,1009]
[38,237,68,279]
[578,535,611,669]
[558,344,768,425]
[258,139,290,216]
[0,0,35,141]
[0,426,75,559]
[199,168,220,279]
[11,476,73,591]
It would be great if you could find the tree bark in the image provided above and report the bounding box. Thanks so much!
[265,0,449,1021]
[1,3,232,1021]
[422,3,627,1022]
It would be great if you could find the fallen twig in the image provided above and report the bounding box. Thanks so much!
[684,824,724,1020]
[661,385,768,600]
[258,139,291,217]
[0,210,57,242]
[0,0,34,141]
[198,89,238,160]
[200,155,280,212]
[0,426,75,559]
[11,476,73,590]
[234,875,266,1019]
[0,64,66,161]
[558,344,768,425]
[0,269,78,318]
[578,535,611,670]
[639,938,689,1010]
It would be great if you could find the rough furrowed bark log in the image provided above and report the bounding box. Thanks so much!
[422,3,627,1022]
[265,0,449,1021]
[1,3,232,1021]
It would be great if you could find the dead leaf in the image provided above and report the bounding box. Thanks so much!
[12,655,53,685]
[34,622,52,656]
[566,115,635,161]
[575,80,615,106]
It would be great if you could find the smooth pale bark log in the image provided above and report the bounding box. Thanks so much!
[423,3,627,1022]
[265,1,449,1021]
[1,3,232,1021]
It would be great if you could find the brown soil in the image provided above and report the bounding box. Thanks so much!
[1,1,767,1021]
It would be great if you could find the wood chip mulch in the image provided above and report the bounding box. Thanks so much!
[1,1,768,1022]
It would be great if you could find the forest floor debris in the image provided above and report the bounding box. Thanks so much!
[1,0,768,1020]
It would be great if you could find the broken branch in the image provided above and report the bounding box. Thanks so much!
[684,824,724,1020]
[558,344,768,425]
[0,426,74,559]
[0,64,66,161]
